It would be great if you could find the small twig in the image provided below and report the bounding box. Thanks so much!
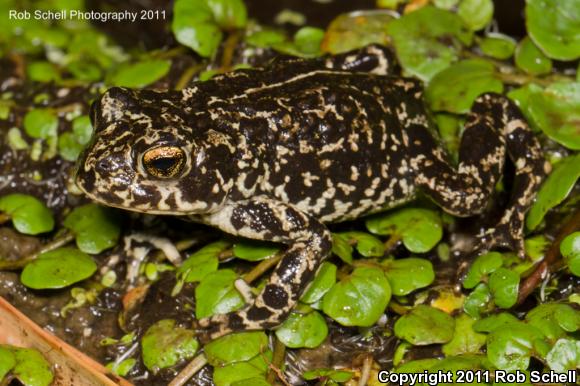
[52,103,84,114]
[149,238,198,262]
[383,235,401,252]
[220,30,242,72]
[174,63,206,91]
[243,252,283,284]
[359,354,373,386]
[0,213,11,225]
[168,353,208,386]
[218,248,234,261]
[0,374,14,386]
[517,209,580,305]
[267,337,288,386]
[494,72,554,88]
[153,46,188,60]
[0,230,75,270]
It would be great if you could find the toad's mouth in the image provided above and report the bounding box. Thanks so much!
[75,171,210,216]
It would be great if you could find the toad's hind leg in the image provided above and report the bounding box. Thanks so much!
[408,93,548,256]
[195,198,332,341]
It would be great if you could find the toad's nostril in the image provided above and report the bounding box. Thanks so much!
[97,158,108,170]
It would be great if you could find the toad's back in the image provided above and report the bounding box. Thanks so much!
[199,71,425,222]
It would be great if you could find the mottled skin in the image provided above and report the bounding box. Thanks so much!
[76,45,548,340]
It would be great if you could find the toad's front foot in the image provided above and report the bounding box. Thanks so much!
[194,198,332,341]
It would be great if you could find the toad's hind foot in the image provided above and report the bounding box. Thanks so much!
[475,217,525,259]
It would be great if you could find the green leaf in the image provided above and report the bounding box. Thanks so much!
[172,0,247,58]
[462,251,503,289]
[463,283,491,319]
[68,61,102,82]
[486,324,544,371]
[172,1,221,58]
[382,258,435,296]
[488,268,519,309]
[442,314,486,356]
[338,231,385,257]
[0,346,16,380]
[473,312,520,333]
[231,377,271,386]
[58,115,93,161]
[428,355,490,383]
[213,352,270,386]
[246,28,286,48]
[63,204,121,254]
[195,269,245,319]
[366,208,443,253]
[561,232,580,276]
[106,358,136,377]
[525,0,580,61]
[206,0,247,28]
[177,240,228,283]
[394,305,455,345]
[395,358,440,373]
[271,27,325,58]
[109,59,171,88]
[507,83,544,132]
[141,319,198,373]
[433,0,460,9]
[479,33,516,60]
[526,303,580,341]
[457,0,494,31]
[21,247,97,289]
[275,309,328,348]
[6,127,28,150]
[300,261,337,304]
[322,266,391,327]
[233,240,279,261]
[426,59,503,114]
[205,331,268,366]
[524,235,549,262]
[293,27,324,56]
[434,113,462,162]
[322,10,396,54]
[331,233,353,264]
[526,154,580,231]
[386,6,472,81]
[72,115,92,145]
[515,37,552,75]
[27,61,59,82]
[23,109,58,139]
[0,194,54,235]
[12,347,53,386]
[58,132,84,161]
[546,338,580,372]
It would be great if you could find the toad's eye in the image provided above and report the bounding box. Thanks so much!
[142,146,186,178]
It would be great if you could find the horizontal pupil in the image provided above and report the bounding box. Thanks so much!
[150,157,178,172]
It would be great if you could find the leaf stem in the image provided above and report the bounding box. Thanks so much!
[0,230,75,270]
[173,63,206,91]
[517,209,580,306]
[359,354,373,386]
[383,234,401,252]
[167,353,208,386]
[267,337,288,385]
[243,252,283,284]
[221,30,243,71]
[0,213,11,225]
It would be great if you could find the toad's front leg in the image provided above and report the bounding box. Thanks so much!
[195,197,332,340]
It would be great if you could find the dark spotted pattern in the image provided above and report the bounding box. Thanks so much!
[75,45,548,340]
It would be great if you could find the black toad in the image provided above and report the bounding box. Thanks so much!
[75,45,549,339]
